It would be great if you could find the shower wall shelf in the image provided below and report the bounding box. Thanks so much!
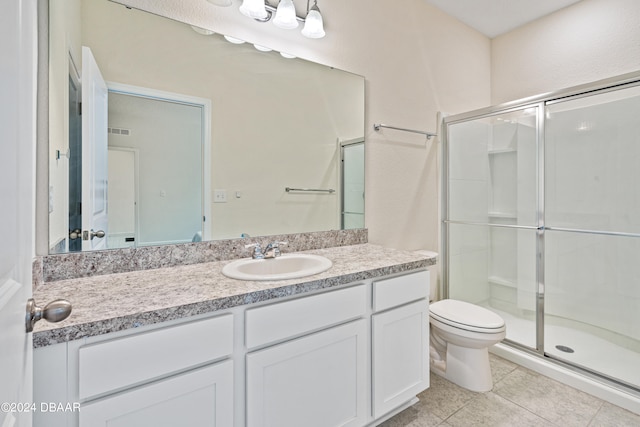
[488,276,517,288]
[373,123,437,140]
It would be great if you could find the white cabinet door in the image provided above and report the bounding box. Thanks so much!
[372,300,429,419]
[247,319,367,427]
[80,361,233,427]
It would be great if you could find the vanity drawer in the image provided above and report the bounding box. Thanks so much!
[78,314,233,401]
[245,284,366,350]
[373,271,429,312]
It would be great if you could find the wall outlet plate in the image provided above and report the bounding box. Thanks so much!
[214,189,227,203]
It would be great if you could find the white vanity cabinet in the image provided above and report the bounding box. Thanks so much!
[34,313,235,427]
[79,360,233,426]
[371,271,430,419]
[245,285,368,427]
[34,268,431,427]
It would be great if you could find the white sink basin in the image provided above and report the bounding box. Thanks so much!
[221,254,332,281]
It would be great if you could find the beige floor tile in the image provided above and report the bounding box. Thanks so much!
[383,354,639,427]
[493,368,603,427]
[588,402,640,427]
[445,392,556,427]
[415,373,478,420]
[490,353,519,384]
[377,403,443,427]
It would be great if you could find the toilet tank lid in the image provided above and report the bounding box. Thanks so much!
[413,250,438,259]
[430,299,504,329]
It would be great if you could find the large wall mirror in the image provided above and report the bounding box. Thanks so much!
[46,0,365,254]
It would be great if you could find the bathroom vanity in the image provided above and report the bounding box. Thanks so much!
[32,243,434,427]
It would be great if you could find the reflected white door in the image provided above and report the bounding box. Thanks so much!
[0,0,36,426]
[108,148,137,248]
[81,46,109,250]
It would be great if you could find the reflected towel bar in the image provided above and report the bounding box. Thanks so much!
[285,187,335,193]
[373,123,437,139]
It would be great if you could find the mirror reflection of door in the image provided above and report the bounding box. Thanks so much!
[107,90,206,247]
[68,65,82,252]
[80,46,109,251]
[107,148,137,249]
[66,47,109,252]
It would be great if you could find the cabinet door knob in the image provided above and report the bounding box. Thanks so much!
[25,298,72,333]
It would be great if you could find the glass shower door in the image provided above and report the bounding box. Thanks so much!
[444,107,540,349]
[544,84,640,388]
[341,141,365,229]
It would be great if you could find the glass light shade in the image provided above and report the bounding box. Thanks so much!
[206,0,232,6]
[239,0,268,19]
[279,52,296,59]
[273,0,299,29]
[301,7,325,39]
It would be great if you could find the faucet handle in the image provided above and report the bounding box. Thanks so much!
[244,243,264,259]
[267,241,288,257]
[276,242,289,256]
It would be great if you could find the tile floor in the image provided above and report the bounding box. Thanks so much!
[381,354,640,427]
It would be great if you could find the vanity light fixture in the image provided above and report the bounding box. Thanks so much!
[301,0,325,38]
[273,0,298,29]
[238,0,326,39]
[239,0,269,19]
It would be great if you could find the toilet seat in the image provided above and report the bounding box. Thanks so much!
[430,299,505,333]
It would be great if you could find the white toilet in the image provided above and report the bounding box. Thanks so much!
[429,299,506,392]
[414,250,506,392]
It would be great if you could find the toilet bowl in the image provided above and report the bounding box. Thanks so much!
[429,299,506,392]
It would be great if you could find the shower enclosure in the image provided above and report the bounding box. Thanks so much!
[442,72,640,393]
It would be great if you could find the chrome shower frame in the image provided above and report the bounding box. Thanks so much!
[440,70,640,395]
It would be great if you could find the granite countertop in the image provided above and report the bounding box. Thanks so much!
[32,244,435,348]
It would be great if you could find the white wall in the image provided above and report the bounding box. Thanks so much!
[112,0,492,251]
[491,0,640,104]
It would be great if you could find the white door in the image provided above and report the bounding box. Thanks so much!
[81,46,109,250]
[107,148,137,248]
[0,0,37,426]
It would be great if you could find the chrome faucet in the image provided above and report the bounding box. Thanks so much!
[245,241,288,259]
[245,243,264,259]
[263,241,288,258]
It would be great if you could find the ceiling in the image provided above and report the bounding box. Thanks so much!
[425,0,583,38]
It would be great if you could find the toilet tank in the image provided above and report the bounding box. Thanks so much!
[414,250,438,302]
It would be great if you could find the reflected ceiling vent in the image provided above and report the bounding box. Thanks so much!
[108,127,131,136]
